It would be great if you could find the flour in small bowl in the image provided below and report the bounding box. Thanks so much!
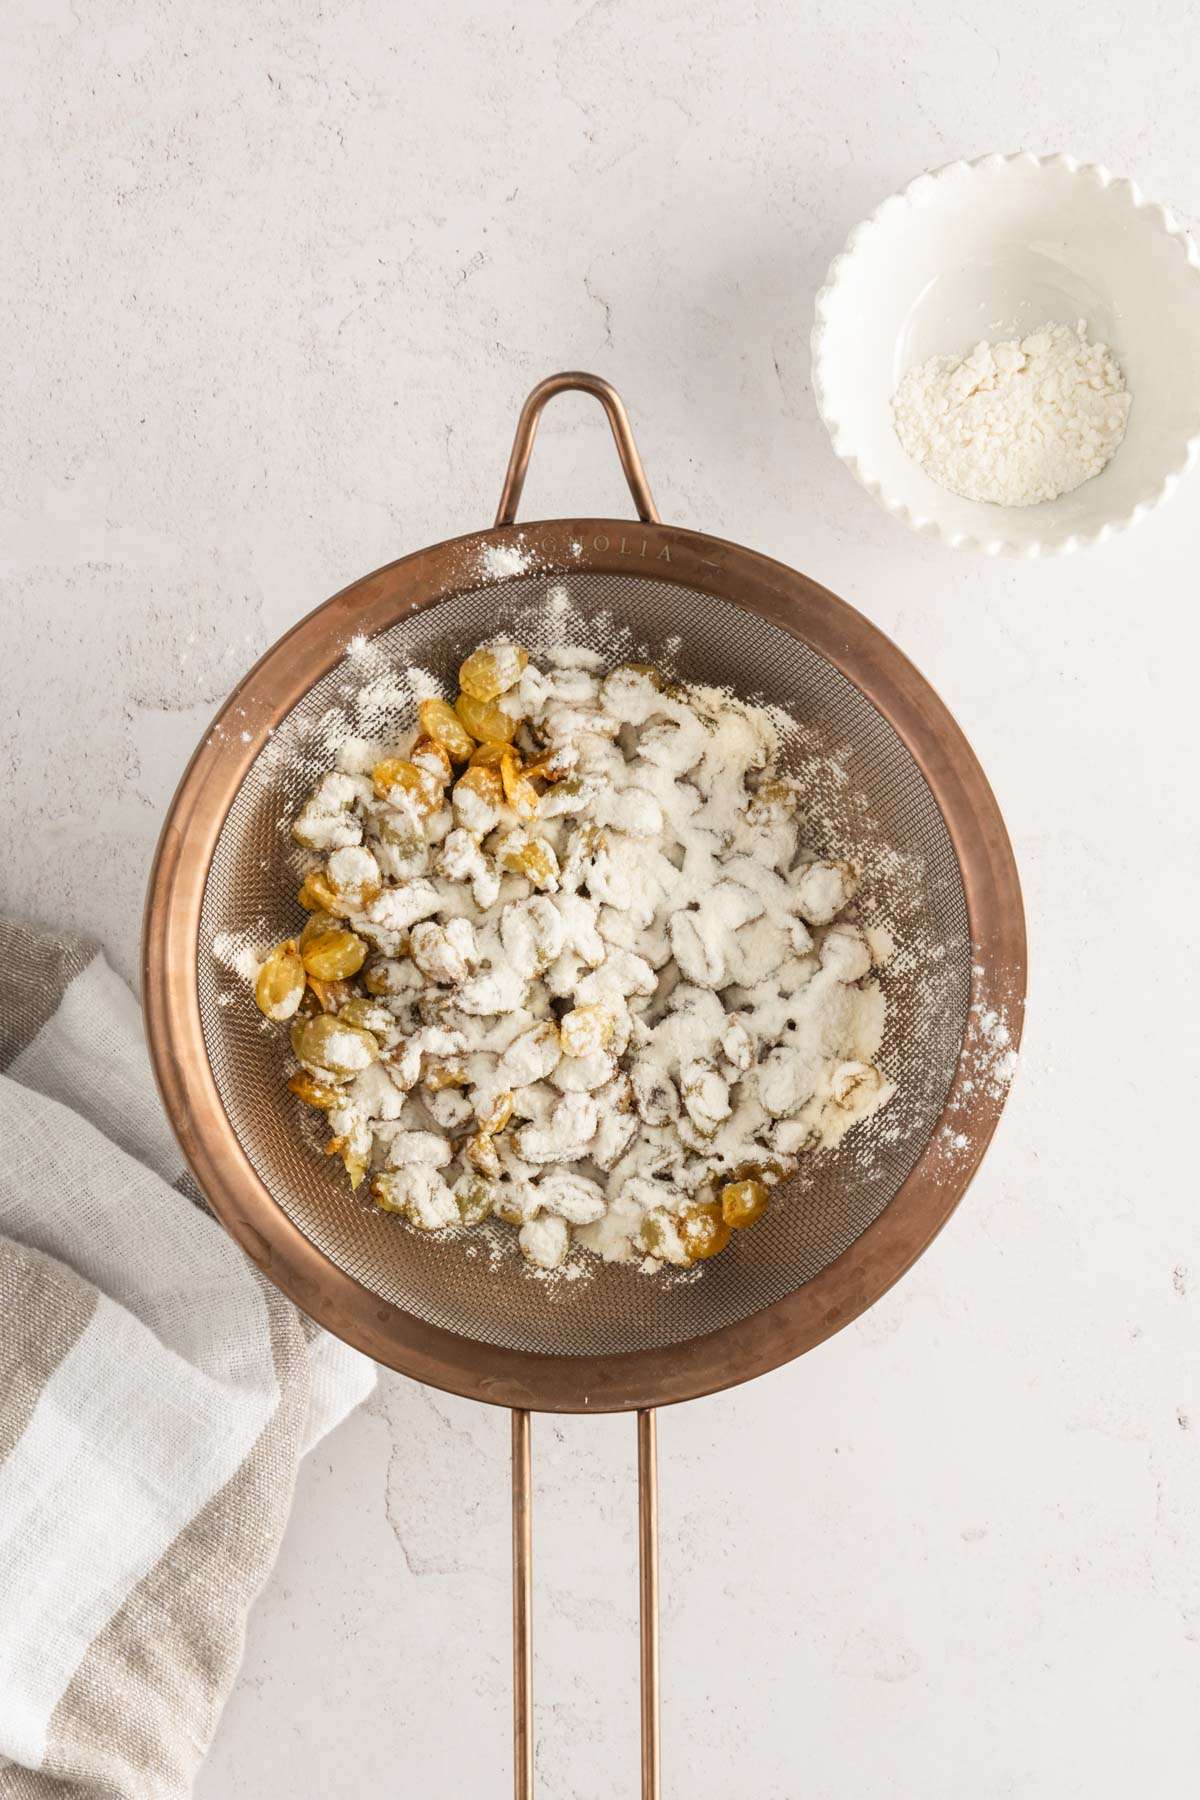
[892,319,1131,507]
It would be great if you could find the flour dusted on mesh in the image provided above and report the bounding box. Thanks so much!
[213,929,267,984]
[957,978,1019,1102]
[929,966,1021,1177]
[307,645,443,764]
[892,319,1131,507]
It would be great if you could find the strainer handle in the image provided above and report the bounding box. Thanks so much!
[510,1406,662,1799]
[512,1409,533,1800]
[495,372,661,527]
[637,1408,662,1798]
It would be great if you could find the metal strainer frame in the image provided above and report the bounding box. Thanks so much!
[143,374,1025,1797]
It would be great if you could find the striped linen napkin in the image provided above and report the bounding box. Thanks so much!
[0,918,375,1797]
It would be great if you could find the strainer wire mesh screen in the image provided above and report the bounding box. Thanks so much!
[198,573,971,1358]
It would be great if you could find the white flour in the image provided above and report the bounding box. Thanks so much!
[212,928,266,983]
[477,539,538,580]
[892,319,1131,507]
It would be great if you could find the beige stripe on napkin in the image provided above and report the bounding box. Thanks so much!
[0,924,96,1073]
[33,1273,311,1799]
[0,1244,98,1465]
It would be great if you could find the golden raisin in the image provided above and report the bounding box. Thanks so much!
[418,697,475,762]
[467,741,511,769]
[325,1134,368,1189]
[491,1186,533,1226]
[749,778,795,814]
[600,662,664,705]
[500,750,539,821]
[721,1179,769,1229]
[458,642,528,703]
[454,764,505,808]
[728,1156,791,1186]
[254,941,305,1021]
[338,996,393,1035]
[500,837,559,889]
[424,1059,468,1091]
[371,1173,405,1214]
[464,1130,502,1178]
[326,858,381,911]
[300,924,367,981]
[306,975,353,1013]
[297,869,348,915]
[455,690,518,744]
[639,1210,679,1259]
[410,735,453,786]
[477,1090,514,1134]
[371,758,440,815]
[559,1004,614,1058]
[290,1013,379,1076]
[343,1148,369,1189]
[362,957,410,996]
[455,1178,495,1226]
[299,909,336,942]
[287,1070,343,1109]
[523,744,575,782]
[678,1200,732,1263]
[374,815,426,855]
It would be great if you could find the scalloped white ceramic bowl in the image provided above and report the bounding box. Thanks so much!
[812,153,1200,555]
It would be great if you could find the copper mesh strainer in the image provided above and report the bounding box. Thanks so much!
[143,374,1025,1797]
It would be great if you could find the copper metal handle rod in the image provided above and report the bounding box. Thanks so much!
[512,1408,534,1800]
[495,371,661,527]
[638,1408,661,1800]
[510,1407,662,1798]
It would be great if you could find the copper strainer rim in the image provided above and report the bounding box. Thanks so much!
[142,479,1024,1415]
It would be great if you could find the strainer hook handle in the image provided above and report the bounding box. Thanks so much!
[495,371,661,527]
